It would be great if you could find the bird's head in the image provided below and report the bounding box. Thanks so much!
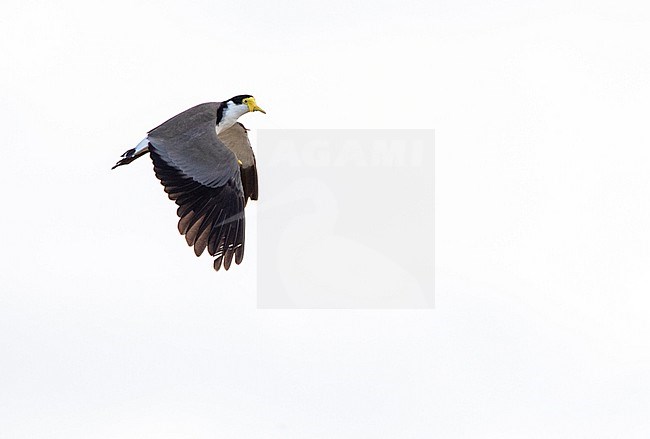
[232,95,266,114]
[216,95,266,134]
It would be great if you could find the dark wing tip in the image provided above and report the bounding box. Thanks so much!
[235,245,244,265]
[150,149,247,272]
[223,247,235,270]
[213,255,223,271]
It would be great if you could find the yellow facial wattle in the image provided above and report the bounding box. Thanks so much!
[243,97,266,114]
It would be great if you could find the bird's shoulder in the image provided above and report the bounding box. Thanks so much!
[148,102,223,138]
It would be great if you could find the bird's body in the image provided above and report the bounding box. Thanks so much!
[113,96,265,271]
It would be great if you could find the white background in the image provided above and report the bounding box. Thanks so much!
[257,130,435,308]
[1,0,649,437]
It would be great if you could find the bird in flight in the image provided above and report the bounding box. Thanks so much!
[112,95,265,271]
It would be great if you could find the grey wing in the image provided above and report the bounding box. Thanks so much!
[148,103,246,271]
[218,122,258,204]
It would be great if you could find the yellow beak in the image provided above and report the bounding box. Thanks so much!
[245,97,266,114]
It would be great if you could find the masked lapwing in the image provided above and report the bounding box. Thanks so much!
[112,95,265,271]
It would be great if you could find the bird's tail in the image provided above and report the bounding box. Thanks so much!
[112,138,150,170]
